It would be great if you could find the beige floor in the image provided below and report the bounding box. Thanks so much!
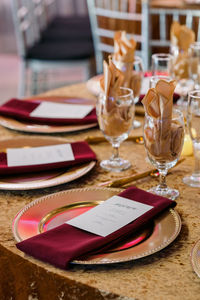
[0,54,87,103]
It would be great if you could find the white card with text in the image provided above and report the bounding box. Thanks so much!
[67,196,153,237]
[7,143,74,167]
[30,102,93,119]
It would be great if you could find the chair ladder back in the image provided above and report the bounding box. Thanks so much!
[87,0,149,73]
[11,0,39,57]
[44,0,58,23]
[31,0,48,33]
[150,8,200,51]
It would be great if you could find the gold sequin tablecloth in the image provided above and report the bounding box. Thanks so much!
[0,83,200,300]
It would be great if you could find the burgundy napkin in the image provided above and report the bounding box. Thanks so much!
[0,141,96,175]
[0,99,97,125]
[16,186,176,269]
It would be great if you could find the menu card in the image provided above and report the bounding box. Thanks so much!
[67,195,153,237]
[7,144,74,167]
[30,102,94,119]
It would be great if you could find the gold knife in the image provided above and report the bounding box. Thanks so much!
[85,135,144,144]
[98,158,185,188]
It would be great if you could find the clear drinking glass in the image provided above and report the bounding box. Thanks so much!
[183,90,200,187]
[152,53,173,76]
[112,55,143,129]
[97,87,135,172]
[150,75,172,88]
[171,46,194,106]
[189,42,200,89]
[144,109,185,200]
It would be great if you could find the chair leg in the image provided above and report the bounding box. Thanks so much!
[18,60,27,98]
[31,71,39,95]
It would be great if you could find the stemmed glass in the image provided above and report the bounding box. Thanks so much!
[143,109,185,200]
[112,55,143,129]
[150,75,172,88]
[152,53,173,76]
[97,87,135,172]
[189,42,200,89]
[132,56,144,129]
[170,46,194,106]
[183,90,200,187]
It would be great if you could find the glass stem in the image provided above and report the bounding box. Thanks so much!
[112,145,119,160]
[193,143,200,176]
[158,169,168,190]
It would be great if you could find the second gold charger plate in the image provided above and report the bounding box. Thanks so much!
[13,187,181,265]
[0,96,97,134]
[0,137,96,190]
[191,239,200,278]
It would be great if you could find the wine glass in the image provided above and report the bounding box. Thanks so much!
[112,55,143,129]
[150,75,172,88]
[189,42,200,89]
[144,109,185,200]
[183,90,200,187]
[132,56,144,129]
[97,87,135,172]
[171,46,194,107]
[152,53,173,76]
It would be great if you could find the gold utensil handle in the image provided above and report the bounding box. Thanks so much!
[85,135,144,144]
[99,158,185,188]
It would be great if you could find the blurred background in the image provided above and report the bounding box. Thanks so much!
[0,0,88,101]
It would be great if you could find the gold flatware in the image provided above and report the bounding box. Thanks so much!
[85,135,144,145]
[98,158,185,188]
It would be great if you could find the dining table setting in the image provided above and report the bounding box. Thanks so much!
[0,27,200,300]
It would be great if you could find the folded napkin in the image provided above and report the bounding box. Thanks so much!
[0,99,97,125]
[142,80,184,160]
[99,60,134,137]
[170,21,195,51]
[171,21,195,79]
[112,31,141,99]
[16,186,176,269]
[138,93,180,104]
[100,59,124,98]
[0,141,96,175]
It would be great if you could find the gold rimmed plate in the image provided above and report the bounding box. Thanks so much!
[13,187,181,265]
[0,96,97,134]
[191,239,200,278]
[0,137,96,190]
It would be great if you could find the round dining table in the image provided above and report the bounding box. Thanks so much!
[0,82,199,300]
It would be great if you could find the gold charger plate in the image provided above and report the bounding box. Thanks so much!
[0,96,97,134]
[191,239,200,278]
[0,137,96,190]
[13,187,181,265]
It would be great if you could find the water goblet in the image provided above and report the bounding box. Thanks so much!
[112,55,143,129]
[183,90,200,187]
[152,53,173,76]
[171,45,194,107]
[189,42,200,89]
[150,75,172,88]
[143,109,185,200]
[97,87,135,172]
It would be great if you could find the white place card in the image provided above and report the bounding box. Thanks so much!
[67,196,153,237]
[30,102,94,119]
[7,143,74,167]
